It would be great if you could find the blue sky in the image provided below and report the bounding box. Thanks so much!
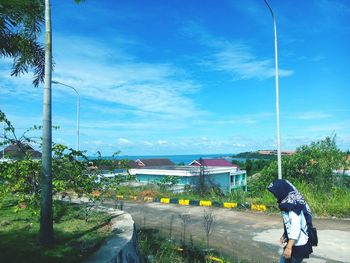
[1,0,349,155]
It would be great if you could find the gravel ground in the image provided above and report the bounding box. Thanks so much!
[122,201,350,263]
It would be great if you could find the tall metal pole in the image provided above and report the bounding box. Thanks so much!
[264,0,282,179]
[52,81,80,154]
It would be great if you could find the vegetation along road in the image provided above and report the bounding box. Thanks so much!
[123,201,350,263]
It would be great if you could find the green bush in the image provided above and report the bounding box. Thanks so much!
[247,136,350,217]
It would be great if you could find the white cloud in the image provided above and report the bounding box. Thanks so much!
[291,111,332,120]
[117,138,133,146]
[90,140,104,146]
[143,141,153,146]
[303,121,349,133]
[194,112,274,126]
[1,34,203,121]
[48,35,203,119]
[157,140,167,145]
[181,23,293,80]
[210,44,294,80]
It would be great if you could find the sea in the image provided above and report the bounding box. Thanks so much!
[91,154,247,165]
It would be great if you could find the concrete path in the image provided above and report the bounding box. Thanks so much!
[123,201,350,263]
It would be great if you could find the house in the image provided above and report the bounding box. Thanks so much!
[189,158,239,170]
[97,157,247,192]
[129,165,247,193]
[95,160,139,171]
[135,158,175,167]
[90,159,139,179]
[0,143,41,160]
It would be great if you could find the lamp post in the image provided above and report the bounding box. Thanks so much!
[263,0,282,179]
[52,81,80,154]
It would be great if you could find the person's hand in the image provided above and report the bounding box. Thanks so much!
[283,246,292,259]
[280,234,286,245]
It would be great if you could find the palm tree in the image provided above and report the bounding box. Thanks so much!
[38,0,54,246]
[38,0,84,247]
[1,0,83,247]
[0,0,45,86]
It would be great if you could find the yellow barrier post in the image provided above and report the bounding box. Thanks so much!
[128,195,137,201]
[178,199,190,205]
[251,204,267,212]
[160,198,170,204]
[223,202,238,209]
[144,197,154,202]
[200,200,212,207]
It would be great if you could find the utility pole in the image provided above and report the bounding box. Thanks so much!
[264,0,282,179]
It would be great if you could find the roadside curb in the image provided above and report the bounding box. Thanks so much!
[111,194,270,212]
[58,195,141,263]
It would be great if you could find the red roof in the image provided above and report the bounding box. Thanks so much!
[189,158,238,167]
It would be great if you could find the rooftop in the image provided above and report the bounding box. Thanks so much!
[129,165,245,177]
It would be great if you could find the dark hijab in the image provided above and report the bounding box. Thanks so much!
[268,179,313,225]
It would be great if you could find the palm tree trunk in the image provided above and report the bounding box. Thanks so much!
[39,0,54,246]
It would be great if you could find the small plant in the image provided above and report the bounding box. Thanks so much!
[178,213,191,245]
[169,214,175,240]
[203,208,215,249]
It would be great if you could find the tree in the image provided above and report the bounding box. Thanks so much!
[39,0,54,246]
[0,0,50,245]
[245,159,252,175]
[1,0,84,246]
[198,158,207,196]
[39,0,84,247]
[249,136,347,196]
[157,176,179,192]
[0,0,45,86]
[283,136,345,187]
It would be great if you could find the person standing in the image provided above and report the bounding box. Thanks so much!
[268,179,313,263]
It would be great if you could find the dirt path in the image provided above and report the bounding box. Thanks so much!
[123,201,350,263]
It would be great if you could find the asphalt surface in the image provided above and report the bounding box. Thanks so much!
[122,201,350,263]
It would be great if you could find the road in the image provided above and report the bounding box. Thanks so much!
[122,201,350,263]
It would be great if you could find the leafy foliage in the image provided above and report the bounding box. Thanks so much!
[232,159,272,176]
[0,0,45,86]
[52,143,98,196]
[248,136,350,216]
[0,111,130,211]
[249,136,347,196]
[157,176,180,191]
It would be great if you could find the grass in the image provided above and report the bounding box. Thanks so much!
[296,182,350,217]
[0,196,113,263]
[248,182,350,217]
[137,227,233,263]
[115,183,350,217]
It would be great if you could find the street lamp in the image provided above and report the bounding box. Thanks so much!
[263,0,282,179]
[52,80,80,154]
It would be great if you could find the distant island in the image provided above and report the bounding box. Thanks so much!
[233,150,295,160]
